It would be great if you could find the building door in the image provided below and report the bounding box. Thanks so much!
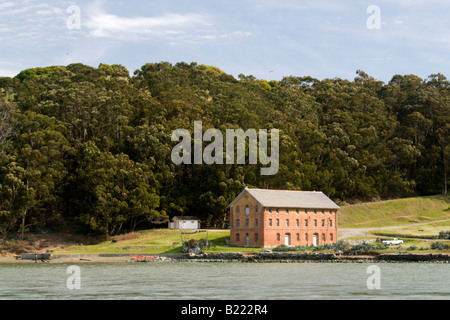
[313,233,319,246]
[285,233,291,246]
[245,233,249,247]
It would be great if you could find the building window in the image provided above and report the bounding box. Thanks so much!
[305,209,308,215]
[276,209,279,214]
[245,219,249,227]
[255,205,258,213]
[286,219,289,227]
[296,209,299,215]
[277,233,280,241]
[236,206,240,214]
[330,210,333,215]
[322,220,325,227]
[269,219,272,227]
[236,219,240,227]
[305,233,308,243]
[245,205,250,215]
[314,220,317,227]
[330,234,333,242]
[236,233,240,242]
[322,209,325,215]
[286,208,289,214]
[330,220,333,227]
[269,208,272,214]
[296,233,300,241]
[305,220,308,227]
[296,219,299,227]
[255,219,259,227]
[276,219,280,227]
[255,233,259,242]
[322,234,325,242]
[314,209,317,215]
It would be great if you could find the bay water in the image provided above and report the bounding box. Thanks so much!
[0,262,449,300]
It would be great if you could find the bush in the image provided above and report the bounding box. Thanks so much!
[273,241,348,252]
[438,231,450,240]
[350,242,388,251]
[273,244,312,252]
[182,238,214,253]
[430,242,450,250]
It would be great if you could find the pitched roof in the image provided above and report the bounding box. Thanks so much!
[227,188,340,210]
[172,216,200,221]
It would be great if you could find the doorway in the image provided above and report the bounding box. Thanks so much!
[285,233,291,246]
[313,233,319,246]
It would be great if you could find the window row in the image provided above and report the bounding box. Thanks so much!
[235,205,334,216]
[235,232,334,243]
[268,208,333,216]
[236,205,257,215]
[235,218,333,228]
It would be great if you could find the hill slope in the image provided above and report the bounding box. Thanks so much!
[338,195,450,229]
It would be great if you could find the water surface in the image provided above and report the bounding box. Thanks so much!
[0,262,449,300]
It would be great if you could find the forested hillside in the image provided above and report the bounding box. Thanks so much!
[0,62,448,237]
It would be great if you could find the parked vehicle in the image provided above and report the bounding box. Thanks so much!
[382,238,404,245]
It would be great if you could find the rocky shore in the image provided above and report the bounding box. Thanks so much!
[1,251,449,264]
[176,252,450,263]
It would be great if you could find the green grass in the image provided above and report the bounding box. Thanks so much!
[338,195,450,229]
[370,220,450,238]
[55,229,236,255]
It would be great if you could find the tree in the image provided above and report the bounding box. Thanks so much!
[0,101,16,152]
[0,153,35,239]
[79,149,167,236]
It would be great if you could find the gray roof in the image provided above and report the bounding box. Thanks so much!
[228,188,340,210]
[172,216,200,221]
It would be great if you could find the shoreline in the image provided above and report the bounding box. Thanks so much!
[1,252,449,264]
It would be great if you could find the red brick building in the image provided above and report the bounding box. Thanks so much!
[228,188,340,247]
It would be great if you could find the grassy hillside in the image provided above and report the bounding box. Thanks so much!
[338,195,450,229]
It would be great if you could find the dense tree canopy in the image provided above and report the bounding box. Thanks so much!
[0,62,448,237]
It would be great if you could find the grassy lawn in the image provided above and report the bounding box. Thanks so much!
[55,229,245,255]
[338,195,450,229]
[370,220,450,238]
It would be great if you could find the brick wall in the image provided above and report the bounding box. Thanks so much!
[230,193,338,248]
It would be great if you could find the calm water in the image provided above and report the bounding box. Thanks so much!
[0,262,449,300]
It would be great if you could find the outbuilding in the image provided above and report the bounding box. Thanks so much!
[168,216,201,230]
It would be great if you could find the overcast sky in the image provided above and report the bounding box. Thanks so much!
[1,0,449,83]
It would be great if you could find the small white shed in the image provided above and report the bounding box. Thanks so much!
[168,216,201,230]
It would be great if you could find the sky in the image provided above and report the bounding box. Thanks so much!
[0,0,449,83]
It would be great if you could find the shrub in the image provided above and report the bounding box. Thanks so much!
[273,241,348,252]
[430,242,450,250]
[182,239,214,253]
[438,231,450,240]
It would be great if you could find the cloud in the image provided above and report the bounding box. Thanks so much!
[83,0,211,41]
[86,12,210,39]
[82,0,252,44]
